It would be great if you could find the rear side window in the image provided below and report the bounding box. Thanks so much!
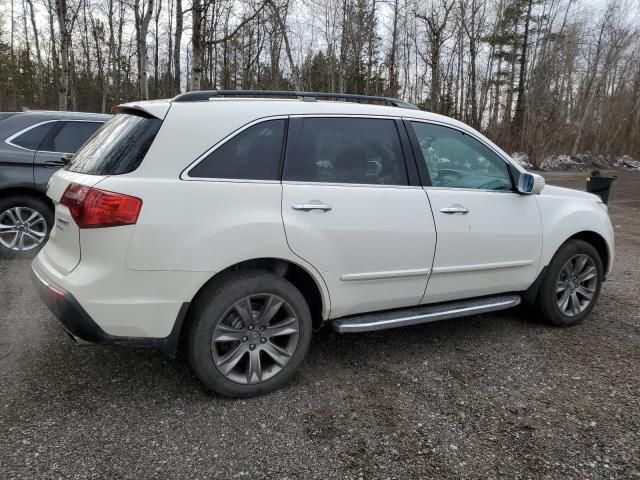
[283,118,408,186]
[41,121,102,153]
[188,119,285,180]
[66,113,162,175]
[10,122,56,150]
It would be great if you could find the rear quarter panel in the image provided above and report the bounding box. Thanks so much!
[0,115,42,191]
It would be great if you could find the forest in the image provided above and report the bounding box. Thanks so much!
[0,0,639,165]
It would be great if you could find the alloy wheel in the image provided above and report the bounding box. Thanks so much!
[0,207,48,251]
[211,294,300,385]
[555,254,598,317]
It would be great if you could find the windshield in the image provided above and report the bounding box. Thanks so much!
[66,113,162,175]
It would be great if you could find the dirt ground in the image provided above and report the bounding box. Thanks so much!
[1,170,638,479]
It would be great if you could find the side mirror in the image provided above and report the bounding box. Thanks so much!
[517,172,545,194]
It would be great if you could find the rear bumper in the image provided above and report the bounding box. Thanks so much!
[31,261,188,357]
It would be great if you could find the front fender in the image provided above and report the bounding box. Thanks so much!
[536,195,614,278]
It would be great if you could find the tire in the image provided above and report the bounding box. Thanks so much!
[187,270,312,397]
[534,239,603,327]
[0,195,54,259]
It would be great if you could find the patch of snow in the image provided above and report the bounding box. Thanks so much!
[540,153,639,171]
[615,155,640,171]
[540,154,583,171]
[511,152,533,169]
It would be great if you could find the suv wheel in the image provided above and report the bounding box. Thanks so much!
[535,239,603,326]
[187,270,312,397]
[0,195,53,258]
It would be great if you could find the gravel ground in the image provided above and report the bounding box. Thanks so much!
[1,170,639,479]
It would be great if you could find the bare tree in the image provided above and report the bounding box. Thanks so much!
[416,0,456,112]
[174,0,183,93]
[2,0,640,163]
[25,0,45,107]
[190,0,267,91]
[55,0,82,110]
[134,0,154,99]
[512,0,534,135]
[266,0,300,90]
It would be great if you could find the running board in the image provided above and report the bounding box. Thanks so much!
[330,294,522,333]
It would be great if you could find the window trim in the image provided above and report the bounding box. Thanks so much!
[404,118,518,193]
[4,120,58,152]
[282,114,414,188]
[180,115,288,183]
[4,119,105,154]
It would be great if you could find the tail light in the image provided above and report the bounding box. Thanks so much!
[60,183,142,228]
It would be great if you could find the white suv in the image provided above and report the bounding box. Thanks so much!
[32,91,614,397]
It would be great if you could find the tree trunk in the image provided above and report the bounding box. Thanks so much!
[153,0,162,97]
[174,0,183,94]
[190,0,203,91]
[387,0,399,98]
[467,0,480,128]
[267,0,300,90]
[135,0,154,100]
[364,0,377,95]
[430,37,440,112]
[512,0,533,136]
[26,0,45,107]
[55,0,70,111]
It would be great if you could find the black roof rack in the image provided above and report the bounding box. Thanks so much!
[172,90,420,110]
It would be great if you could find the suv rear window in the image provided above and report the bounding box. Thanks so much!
[66,113,161,175]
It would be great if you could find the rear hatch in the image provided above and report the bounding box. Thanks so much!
[42,108,164,275]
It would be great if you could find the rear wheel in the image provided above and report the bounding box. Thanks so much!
[0,195,53,258]
[187,270,312,397]
[535,239,603,326]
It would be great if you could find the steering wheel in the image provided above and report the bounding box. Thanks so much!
[437,169,463,179]
[433,169,463,186]
[477,179,509,190]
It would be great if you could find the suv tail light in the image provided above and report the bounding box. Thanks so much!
[60,183,142,228]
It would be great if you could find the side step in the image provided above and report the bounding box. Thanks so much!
[330,294,522,333]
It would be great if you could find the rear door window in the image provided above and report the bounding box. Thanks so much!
[41,121,103,154]
[10,122,56,150]
[283,117,408,186]
[66,113,162,175]
[188,119,285,180]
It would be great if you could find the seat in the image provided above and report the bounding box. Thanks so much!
[333,146,369,184]
[246,133,282,180]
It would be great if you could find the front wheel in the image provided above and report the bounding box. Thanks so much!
[534,239,603,326]
[187,271,312,397]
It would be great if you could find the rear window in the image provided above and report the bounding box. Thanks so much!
[66,113,161,175]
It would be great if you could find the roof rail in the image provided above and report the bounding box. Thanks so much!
[172,90,420,110]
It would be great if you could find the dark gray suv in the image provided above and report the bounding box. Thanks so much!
[0,111,110,257]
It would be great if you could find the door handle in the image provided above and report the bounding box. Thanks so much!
[440,206,469,215]
[44,160,67,168]
[44,154,72,168]
[292,203,332,212]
